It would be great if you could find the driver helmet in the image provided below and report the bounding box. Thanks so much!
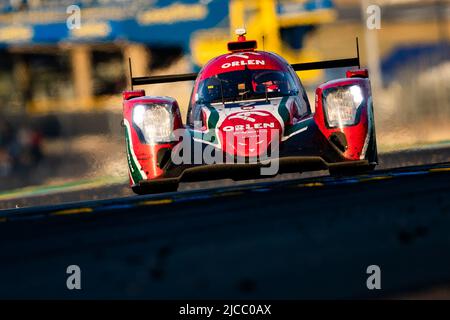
[252,71,287,93]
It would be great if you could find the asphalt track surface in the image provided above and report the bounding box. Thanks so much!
[2,144,450,210]
[0,146,449,299]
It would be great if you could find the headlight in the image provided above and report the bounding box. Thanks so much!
[324,85,364,128]
[132,104,173,143]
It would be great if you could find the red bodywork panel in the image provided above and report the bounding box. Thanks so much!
[123,90,146,100]
[346,68,369,79]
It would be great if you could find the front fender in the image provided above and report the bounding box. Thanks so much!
[314,77,376,161]
[122,93,183,184]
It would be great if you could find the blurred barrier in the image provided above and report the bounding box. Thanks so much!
[375,44,450,147]
[0,117,43,179]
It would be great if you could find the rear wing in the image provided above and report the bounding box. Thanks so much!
[129,38,361,89]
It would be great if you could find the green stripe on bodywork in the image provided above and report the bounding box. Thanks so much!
[206,105,220,130]
[197,104,220,146]
[124,120,144,184]
[277,96,290,124]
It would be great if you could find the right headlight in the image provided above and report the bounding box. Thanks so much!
[324,85,364,128]
[132,104,173,144]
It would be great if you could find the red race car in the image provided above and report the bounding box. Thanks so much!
[122,29,378,194]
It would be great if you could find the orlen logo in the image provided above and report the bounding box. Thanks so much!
[220,111,281,133]
[222,60,265,69]
[222,51,265,69]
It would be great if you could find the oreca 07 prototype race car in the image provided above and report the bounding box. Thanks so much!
[122,29,378,194]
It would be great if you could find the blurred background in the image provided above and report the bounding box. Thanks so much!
[0,0,448,194]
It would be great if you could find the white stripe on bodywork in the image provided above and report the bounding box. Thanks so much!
[192,137,218,148]
[281,126,308,141]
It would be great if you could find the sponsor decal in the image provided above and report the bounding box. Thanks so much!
[222,111,277,133]
[222,52,265,69]
[170,127,280,176]
[218,110,281,158]
[228,111,270,122]
[219,111,274,132]
[222,122,275,132]
[225,52,261,59]
[221,60,265,69]
[138,3,208,25]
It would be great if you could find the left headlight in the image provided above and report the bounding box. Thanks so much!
[132,104,173,144]
[324,85,364,128]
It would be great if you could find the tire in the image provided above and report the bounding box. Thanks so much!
[132,180,179,195]
[329,163,376,177]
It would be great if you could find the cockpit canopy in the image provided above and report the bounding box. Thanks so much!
[195,68,299,104]
[186,49,311,125]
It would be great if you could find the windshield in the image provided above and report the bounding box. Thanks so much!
[195,69,299,104]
